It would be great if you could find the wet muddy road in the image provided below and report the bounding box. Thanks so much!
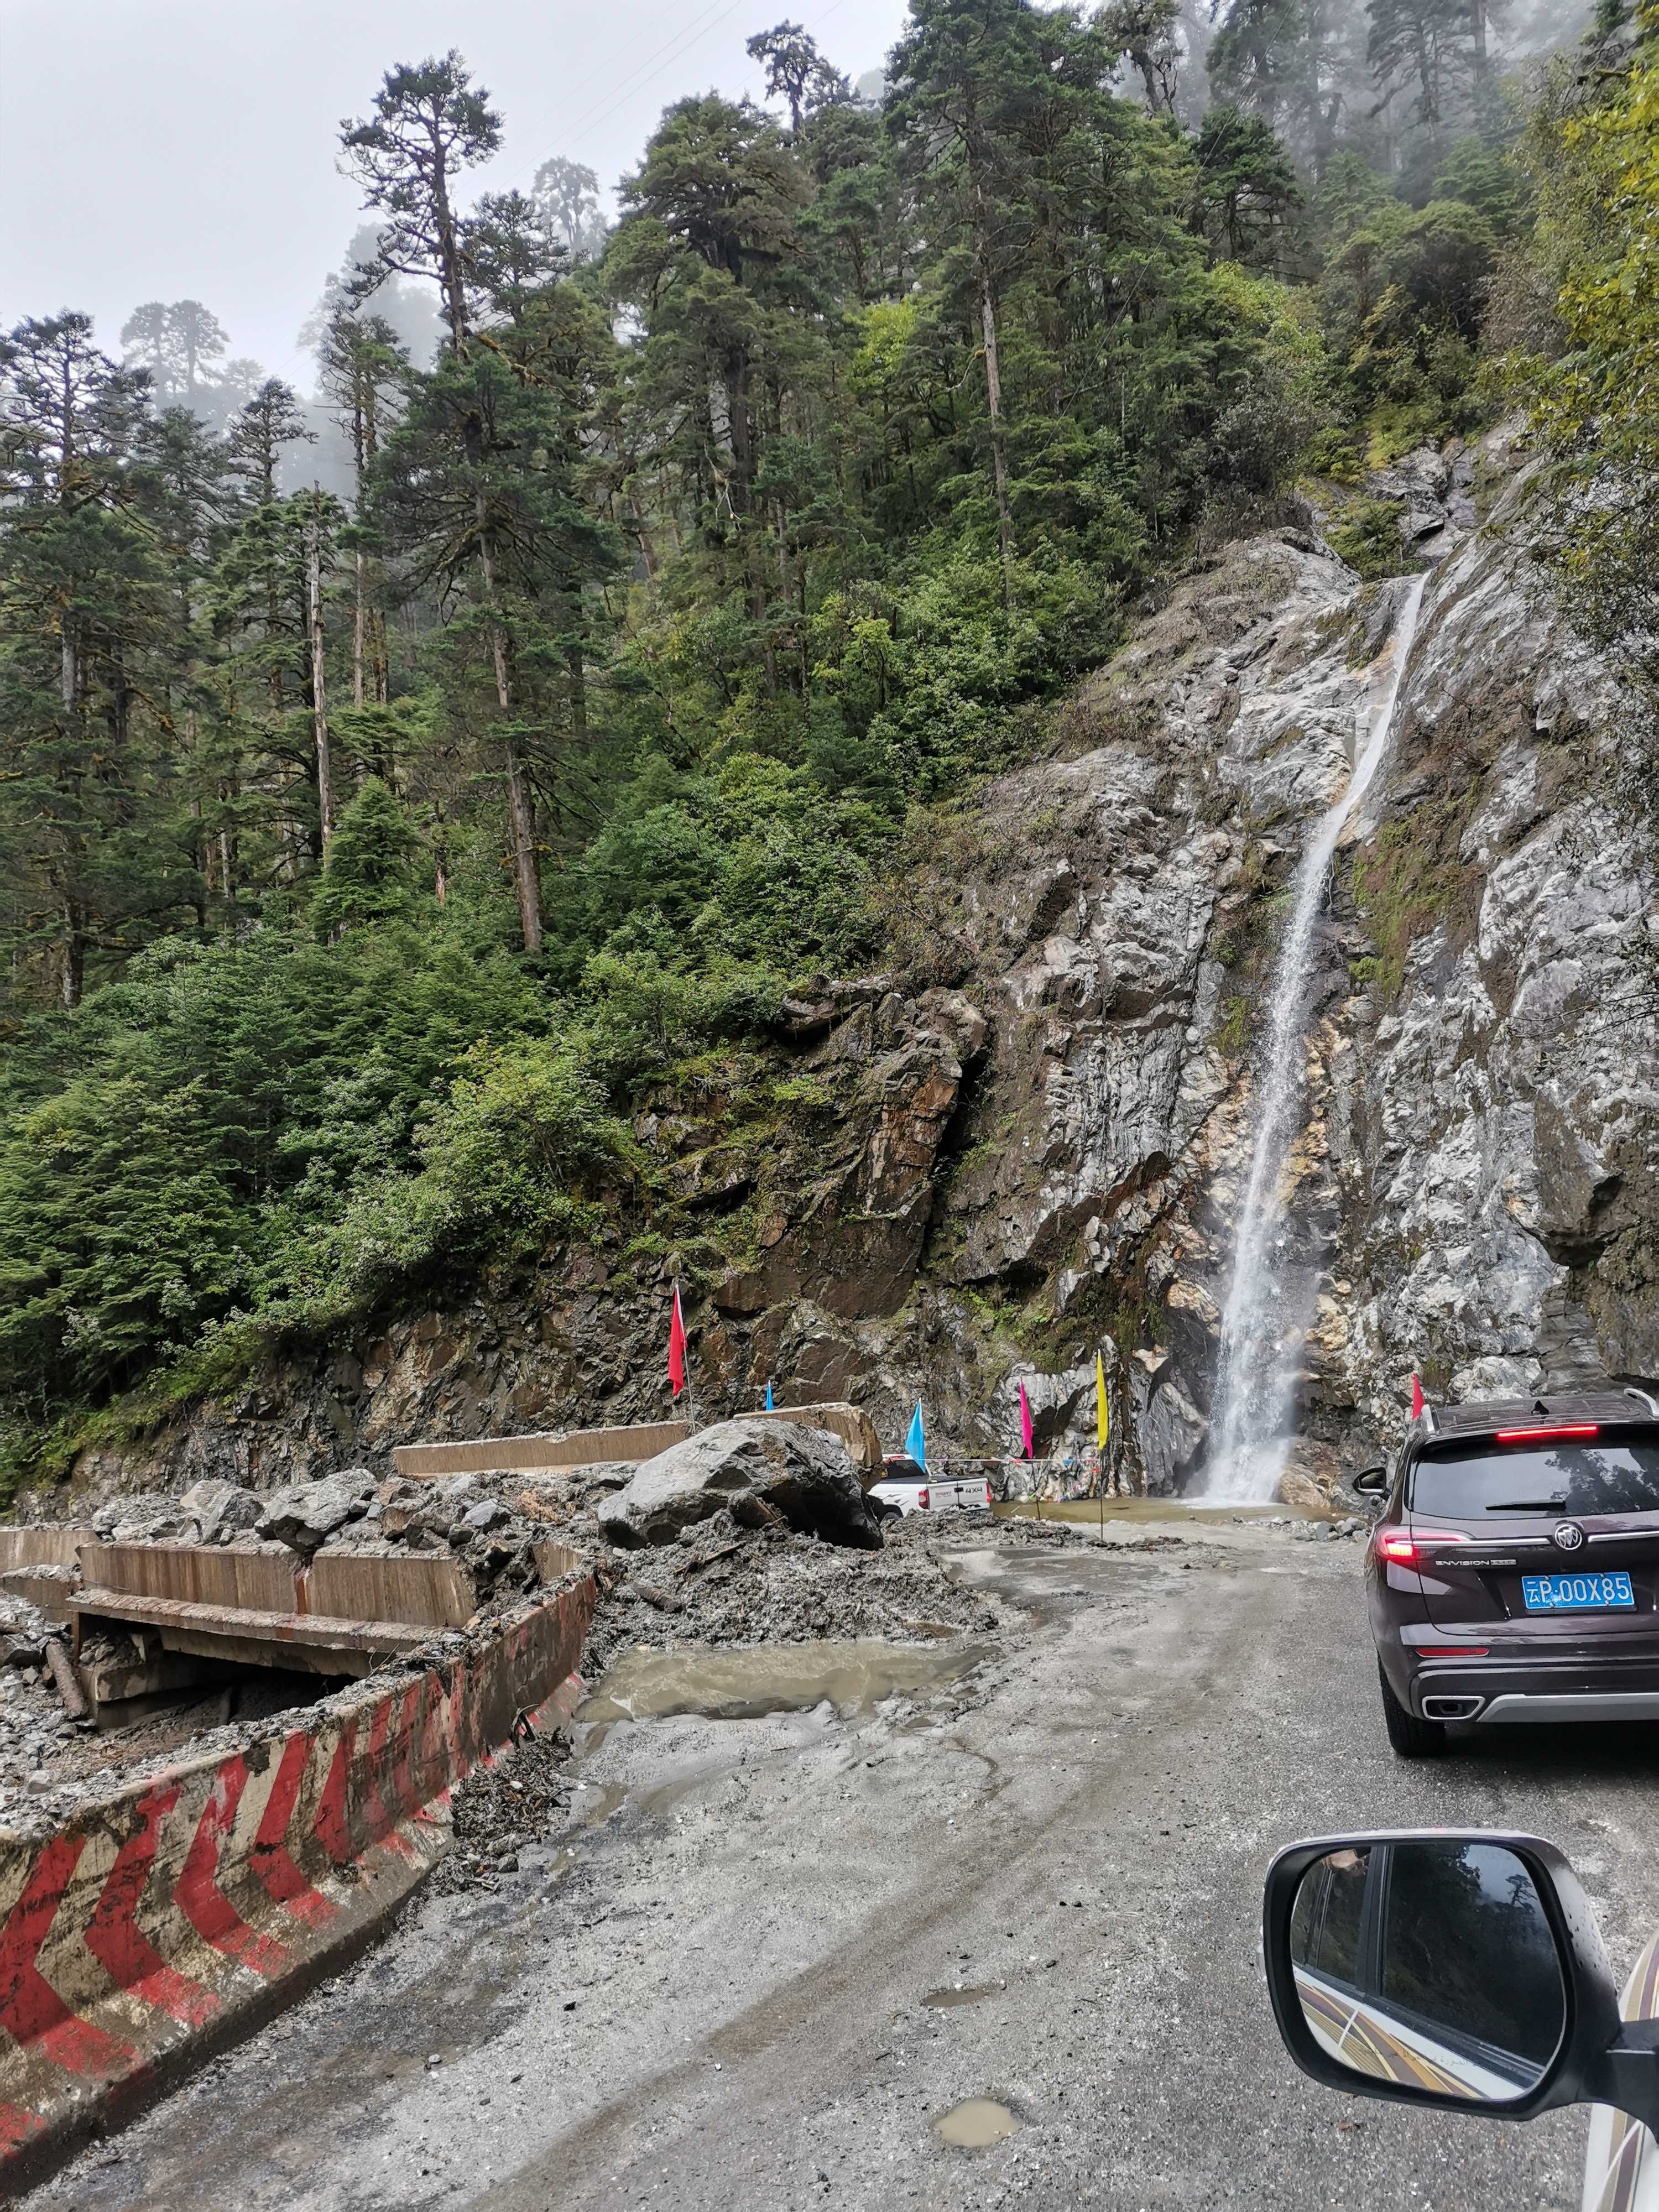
[28,1520,1659,2211]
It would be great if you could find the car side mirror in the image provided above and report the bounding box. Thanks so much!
[1352,1465,1388,1496]
[1263,1831,1659,2130]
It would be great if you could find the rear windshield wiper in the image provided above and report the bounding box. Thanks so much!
[1483,1498,1567,1512]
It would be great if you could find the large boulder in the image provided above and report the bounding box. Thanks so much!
[601,1421,879,1551]
[177,1480,262,1545]
[258,1469,375,1555]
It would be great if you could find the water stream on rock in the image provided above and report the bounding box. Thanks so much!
[1200,572,1430,1503]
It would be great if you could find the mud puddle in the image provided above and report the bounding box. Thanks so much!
[576,1638,988,1725]
[936,2098,1020,2146]
[994,1496,1328,1528]
[922,1983,1001,2009]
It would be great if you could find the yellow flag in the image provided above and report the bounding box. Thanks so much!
[1095,1350,1110,1450]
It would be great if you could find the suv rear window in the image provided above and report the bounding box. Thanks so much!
[1411,1431,1659,1518]
[881,1459,927,1483]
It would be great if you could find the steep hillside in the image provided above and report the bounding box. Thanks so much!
[61,431,1658,1509]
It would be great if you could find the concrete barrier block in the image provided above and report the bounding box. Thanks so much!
[0,1573,594,2193]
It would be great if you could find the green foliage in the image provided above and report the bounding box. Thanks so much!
[260,1036,629,1332]
[0,910,547,1404]
[1352,792,1483,999]
[1328,498,1414,578]
[311,779,421,934]
[0,0,1585,1443]
[1515,6,1659,733]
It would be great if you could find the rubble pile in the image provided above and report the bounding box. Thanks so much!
[430,1732,574,1895]
[0,1468,592,1828]
[84,1470,570,1609]
[583,1509,1004,1675]
[0,1420,1007,1839]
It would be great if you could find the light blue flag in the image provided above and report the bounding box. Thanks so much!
[905,1401,926,1470]
[765,1380,775,1410]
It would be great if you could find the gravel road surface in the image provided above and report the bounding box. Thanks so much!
[28,1517,1659,2211]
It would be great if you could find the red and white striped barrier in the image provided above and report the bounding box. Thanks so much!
[0,1574,593,2192]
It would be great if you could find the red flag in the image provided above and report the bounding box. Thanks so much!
[668,1286,687,1399]
[1411,1373,1425,1420]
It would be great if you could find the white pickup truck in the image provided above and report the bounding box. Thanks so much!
[868,1455,992,1520]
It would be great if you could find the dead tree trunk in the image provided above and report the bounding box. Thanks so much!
[307,504,335,856]
[476,498,542,954]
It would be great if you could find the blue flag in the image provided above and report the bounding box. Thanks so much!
[765,1380,775,1411]
[905,1402,927,1470]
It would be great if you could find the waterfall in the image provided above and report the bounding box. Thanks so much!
[1199,573,1430,1504]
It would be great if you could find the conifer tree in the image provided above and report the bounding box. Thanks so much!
[342,54,550,950]
[0,316,194,1003]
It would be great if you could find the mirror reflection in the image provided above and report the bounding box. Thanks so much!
[1290,1840,1567,2100]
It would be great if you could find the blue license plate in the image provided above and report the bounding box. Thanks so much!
[1522,1571,1635,1613]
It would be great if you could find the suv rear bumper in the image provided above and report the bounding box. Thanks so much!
[1477,1692,1659,1722]
[1405,1647,1659,1723]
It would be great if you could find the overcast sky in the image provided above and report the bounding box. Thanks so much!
[0,0,910,391]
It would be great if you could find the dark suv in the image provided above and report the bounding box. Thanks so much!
[1361,1387,1659,1756]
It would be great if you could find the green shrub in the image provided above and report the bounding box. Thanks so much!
[1328,499,1414,580]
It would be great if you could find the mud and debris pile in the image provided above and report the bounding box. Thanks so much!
[0,1418,1010,1840]
[582,1509,1006,1676]
[430,1733,575,1896]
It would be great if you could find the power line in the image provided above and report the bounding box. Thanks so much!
[288,0,884,389]
[507,0,739,179]
[566,0,755,157]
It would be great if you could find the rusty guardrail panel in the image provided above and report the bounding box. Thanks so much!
[70,1590,431,1674]
[305,1553,476,1630]
[395,1401,884,1481]
[76,1542,299,1611]
[0,1527,92,1572]
[393,1420,692,1479]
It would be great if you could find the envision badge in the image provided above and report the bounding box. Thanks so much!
[1553,1522,1586,1552]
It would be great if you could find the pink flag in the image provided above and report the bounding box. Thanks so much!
[1411,1373,1425,1420]
[669,1287,687,1399]
[1019,1380,1034,1460]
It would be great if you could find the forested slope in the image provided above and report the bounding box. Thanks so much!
[2,0,1655,1494]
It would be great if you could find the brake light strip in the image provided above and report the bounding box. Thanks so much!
[1493,1423,1600,1442]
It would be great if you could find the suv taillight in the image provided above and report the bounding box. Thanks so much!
[918,1487,929,1509]
[1377,1526,1468,1567]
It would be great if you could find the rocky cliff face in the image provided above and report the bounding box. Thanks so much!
[65,434,1659,1510]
